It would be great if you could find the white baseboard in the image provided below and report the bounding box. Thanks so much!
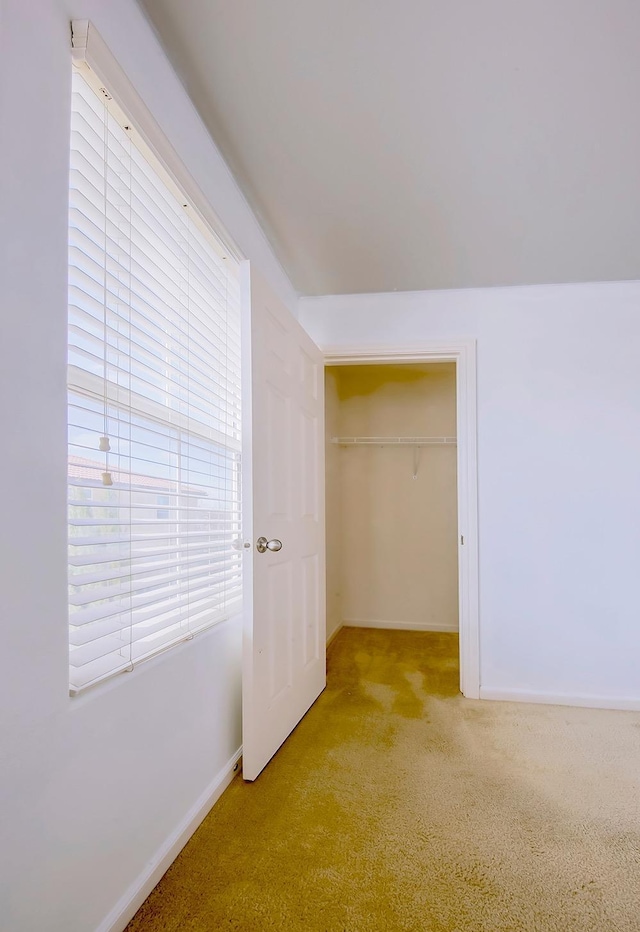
[480,687,640,712]
[97,746,242,932]
[326,623,344,647]
[343,618,458,633]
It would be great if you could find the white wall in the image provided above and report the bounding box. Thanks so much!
[326,364,458,636]
[0,2,297,930]
[301,281,640,708]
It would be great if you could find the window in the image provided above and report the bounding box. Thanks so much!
[156,495,171,520]
[68,67,242,694]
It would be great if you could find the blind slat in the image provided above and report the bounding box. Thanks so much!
[70,592,243,650]
[69,595,243,686]
[70,557,243,609]
[70,547,243,588]
[70,569,242,629]
[68,537,241,568]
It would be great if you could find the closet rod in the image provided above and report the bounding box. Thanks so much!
[331,436,457,446]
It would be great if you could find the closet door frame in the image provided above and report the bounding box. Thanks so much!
[323,341,479,700]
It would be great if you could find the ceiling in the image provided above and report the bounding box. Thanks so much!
[138,0,640,296]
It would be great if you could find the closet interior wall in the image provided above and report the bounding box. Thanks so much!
[325,364,458,640]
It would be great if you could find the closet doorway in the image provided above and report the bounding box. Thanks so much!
[323,344,479,698]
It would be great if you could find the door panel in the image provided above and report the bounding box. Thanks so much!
[241,263,326,781]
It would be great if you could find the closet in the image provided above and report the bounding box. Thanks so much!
[325,363,459,650]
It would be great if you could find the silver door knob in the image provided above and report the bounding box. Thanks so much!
[256,537,283,553]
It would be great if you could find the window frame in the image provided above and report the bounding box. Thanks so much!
[68,21,246,695]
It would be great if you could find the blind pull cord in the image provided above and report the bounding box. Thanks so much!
[100,93,112,488]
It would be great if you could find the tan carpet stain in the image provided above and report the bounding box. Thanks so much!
[126,628,640,931]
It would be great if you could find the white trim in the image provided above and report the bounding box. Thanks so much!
[323,341,474,365]
[480,688,640,713]
[344,619,458,633]
[97,747,242,932]
[70,19,243,266]
[323,340,480,699]
[326,623,344,647]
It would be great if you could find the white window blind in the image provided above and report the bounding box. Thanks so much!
[68,68,242,694]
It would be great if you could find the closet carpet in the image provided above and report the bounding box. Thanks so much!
[126,628,640,932]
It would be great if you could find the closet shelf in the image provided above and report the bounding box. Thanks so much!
[331,436,457,446]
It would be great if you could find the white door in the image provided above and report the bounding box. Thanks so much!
[241,263,326,781]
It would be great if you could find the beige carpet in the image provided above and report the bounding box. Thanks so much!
[127,628,640,931]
